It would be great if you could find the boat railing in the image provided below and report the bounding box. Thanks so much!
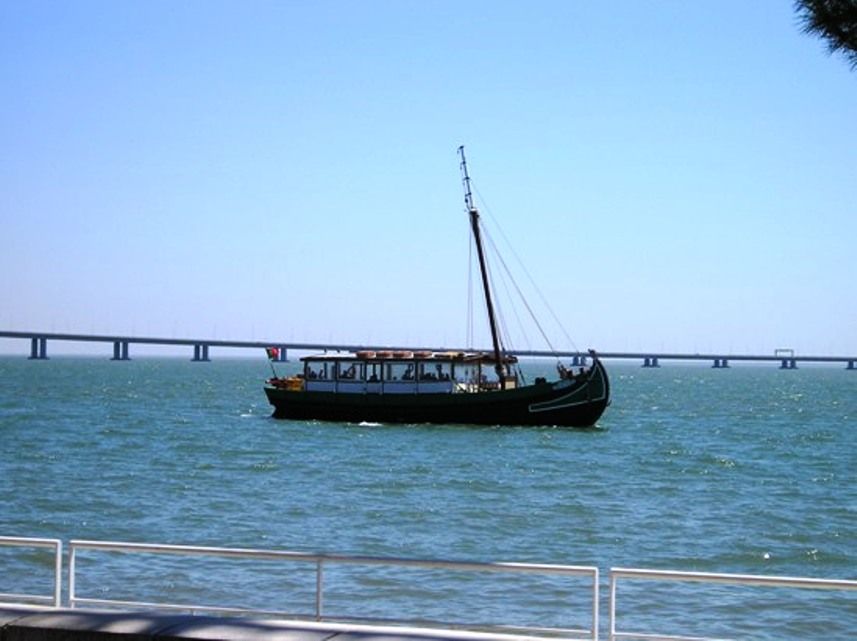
[68,539,600,640]
[0,536,63,607]
[305,379,457,395]
[608,567,857,641]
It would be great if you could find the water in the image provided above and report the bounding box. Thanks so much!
[1,357,855,638]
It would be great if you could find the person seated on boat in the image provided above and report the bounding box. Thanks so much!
[557,363,569,379]
[403,364,415,380]
[577,367,586,380]
[369,373,379,382]
[341,364,356,379]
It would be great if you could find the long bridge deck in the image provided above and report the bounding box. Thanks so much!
[1,330,855,369]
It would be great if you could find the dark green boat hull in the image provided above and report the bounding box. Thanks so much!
[265,359,609,427]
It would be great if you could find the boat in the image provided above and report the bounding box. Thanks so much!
[264,148,610,427]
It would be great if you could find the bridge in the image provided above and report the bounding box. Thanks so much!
[1,330,855,369]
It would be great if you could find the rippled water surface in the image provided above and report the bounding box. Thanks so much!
[1,357,854,638]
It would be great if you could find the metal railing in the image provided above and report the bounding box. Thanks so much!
[608,567,857,641]
[68,539,600,640]
[5,536,857,641]
[0,536,62,607]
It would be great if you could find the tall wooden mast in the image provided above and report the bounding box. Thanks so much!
[458,146,507,383]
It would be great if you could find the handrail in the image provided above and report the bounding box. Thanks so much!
[0,536,62,607]
[69,539,599,640]
[6,536,856,641]
[608,567,857,641]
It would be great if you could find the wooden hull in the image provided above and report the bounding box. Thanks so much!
[265,359,609,427]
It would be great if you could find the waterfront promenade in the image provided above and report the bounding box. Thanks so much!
[1,330,855,369]
[3,536,856,641]
[0,607,531,641]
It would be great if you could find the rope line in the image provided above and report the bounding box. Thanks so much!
[473,185,579,355]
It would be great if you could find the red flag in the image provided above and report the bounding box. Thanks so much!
[266,347,280,360]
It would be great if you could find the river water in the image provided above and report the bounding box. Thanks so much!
[1,357,854,639]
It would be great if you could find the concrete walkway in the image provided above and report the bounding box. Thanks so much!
[0,607,544,641]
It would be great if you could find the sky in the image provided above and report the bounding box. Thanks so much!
[2,1,855,357]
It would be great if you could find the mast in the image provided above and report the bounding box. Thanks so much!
[458,146,507,383]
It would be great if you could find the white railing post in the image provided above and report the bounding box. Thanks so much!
[608,571,617,641]
[68,542,77,608]
[315,557,324,621]
[53,539,63,607]
[591,567,599,641]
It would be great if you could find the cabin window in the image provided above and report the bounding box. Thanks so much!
[366,362,381,382]
[386,361,415,382]
[419,361,451,381]
[481,365,500,383]
[455,364,481,384]
[337,362,362,381]
[306,361,330,380]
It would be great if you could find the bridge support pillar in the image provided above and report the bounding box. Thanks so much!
[276,347,288,362]
[111,341,130,360]
[28,337,48,360]
[192,344,210,362]
[579,355,587,366]
[712,358,730,368]
[570,355,579,366]
[780,359,797,369]
[642,357,660,368]
[848,360,855,370]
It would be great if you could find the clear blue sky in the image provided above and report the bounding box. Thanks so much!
[2,1,855,356]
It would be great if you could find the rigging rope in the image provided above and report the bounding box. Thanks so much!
[473,185,580,355]
[482,222,558,356]
[481,225,532,352]
[479,224,529,384]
